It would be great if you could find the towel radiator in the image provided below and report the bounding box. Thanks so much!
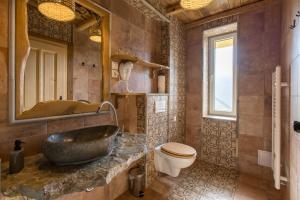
[272,66,288,190]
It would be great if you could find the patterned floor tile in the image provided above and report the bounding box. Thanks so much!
[118,160,284,200]
[164,160,238,200]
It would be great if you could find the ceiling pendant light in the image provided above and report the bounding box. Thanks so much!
[89,27,102,43]
[180,0,213,10]
[38,0,76,22]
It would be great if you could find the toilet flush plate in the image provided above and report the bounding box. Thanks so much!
[155,100,166,113]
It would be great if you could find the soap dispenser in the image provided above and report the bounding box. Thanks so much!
[9,140,25,174]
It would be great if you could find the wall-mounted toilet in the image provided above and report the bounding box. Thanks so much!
[154,142,197,177]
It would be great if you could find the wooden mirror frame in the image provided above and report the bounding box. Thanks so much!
[9,0,111,123]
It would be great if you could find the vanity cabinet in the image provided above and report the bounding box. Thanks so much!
[1,133,146,200]
[50,163,129,200]
[57,187,107,200]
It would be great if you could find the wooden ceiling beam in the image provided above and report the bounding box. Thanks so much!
[166,3,185,16]
[140,0,170,22]
[186,0,268,29]
[77,17,97,31]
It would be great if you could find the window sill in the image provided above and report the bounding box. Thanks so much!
[203,115,236,121]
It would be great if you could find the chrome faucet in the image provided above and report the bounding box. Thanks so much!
[98,101,119,127]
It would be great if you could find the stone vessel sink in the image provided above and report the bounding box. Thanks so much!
[42,125,120,166]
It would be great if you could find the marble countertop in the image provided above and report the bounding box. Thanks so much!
[1,133,146,200]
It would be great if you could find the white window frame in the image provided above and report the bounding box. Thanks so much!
[202,23,237,121]
[208,32,237,118]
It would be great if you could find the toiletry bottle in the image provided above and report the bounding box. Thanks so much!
[9,140,25,174]
[158,69,166,93]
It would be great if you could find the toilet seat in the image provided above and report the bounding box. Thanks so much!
[154,143,197,177]
[161,142,196,159]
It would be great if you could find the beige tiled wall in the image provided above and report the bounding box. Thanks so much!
[185,16,238,169]
[110,0,163,94]
[237,0,282,179]
[0,0,163,161]
[185,0,282,176]
[289,58,300,200]
[281,0,300,199]
[72,30,102,103]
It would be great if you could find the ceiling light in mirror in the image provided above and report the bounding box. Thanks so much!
[180,0,213,10]
[89,27,102,43]
[38,0,75,22]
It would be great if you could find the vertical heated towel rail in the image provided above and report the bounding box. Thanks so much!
[272,66,288,190]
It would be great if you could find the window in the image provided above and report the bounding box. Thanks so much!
[207,32,237,118]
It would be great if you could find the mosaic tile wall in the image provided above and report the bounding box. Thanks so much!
[168,17,186,144]
[114,94,169,186]
[125,0,167,22]
[160,23,169,66]
[121,2,187,185]
[201,118,238,169]
[145,95,169,185]
[136,96,146,133]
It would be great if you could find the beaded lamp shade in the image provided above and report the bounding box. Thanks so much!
[38,0,76,22]
[180,0,213,10]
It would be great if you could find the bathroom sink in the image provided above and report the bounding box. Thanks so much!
[42,125,119,166]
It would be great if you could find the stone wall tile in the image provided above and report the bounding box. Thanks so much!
[238,73,265,96]
[47,118,85,134]
[238,96,264,116]
[239,114,264,137]
[0,47,8,95]
[239,135,264,157]
[0,0,8,48]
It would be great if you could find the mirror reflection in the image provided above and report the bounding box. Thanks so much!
[19,0,104,119]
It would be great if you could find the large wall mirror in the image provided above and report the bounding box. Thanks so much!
[9,0,111,123]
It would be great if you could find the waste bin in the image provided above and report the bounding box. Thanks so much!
[128,166,145,197]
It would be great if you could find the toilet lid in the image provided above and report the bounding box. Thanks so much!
[161,142,196,158]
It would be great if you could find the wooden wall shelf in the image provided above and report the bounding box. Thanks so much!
[111,92,146,96]
[111,53,169,70]
[111,92,169,96]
